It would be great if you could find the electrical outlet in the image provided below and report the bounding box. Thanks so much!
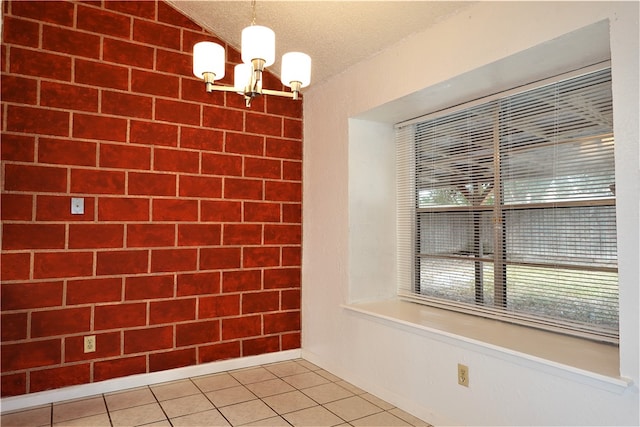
[458,363,469,387]
[84,335,96,353]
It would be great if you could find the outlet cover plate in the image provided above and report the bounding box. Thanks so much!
[71,198,84,215]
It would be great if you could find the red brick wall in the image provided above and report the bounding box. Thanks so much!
[0,0,302,397]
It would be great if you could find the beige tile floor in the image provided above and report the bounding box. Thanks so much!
[1,359,432,427]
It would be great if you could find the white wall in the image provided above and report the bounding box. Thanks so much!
[302,2,639,426]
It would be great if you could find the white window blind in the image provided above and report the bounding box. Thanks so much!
[396,66,618,342]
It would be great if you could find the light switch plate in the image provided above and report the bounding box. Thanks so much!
[71,197,84,215]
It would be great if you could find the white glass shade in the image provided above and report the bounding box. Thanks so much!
[193,41,225,80]
[241,25,275,66]
[281,52,311,88]
[234,63,251,91]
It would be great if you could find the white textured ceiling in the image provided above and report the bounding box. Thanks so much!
[168,1,474,87]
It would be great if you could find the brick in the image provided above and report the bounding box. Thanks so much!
[244,202,280,223]
[266,138,302,160]
[265,181,302,202]
[1,340,61,371]
[103,38,154,69]
[225,133,263,156]
[100,143,151,170]
[40,81,98,112]
[73,113,127,142]
[149,348,196,373]
[150,298,196,324]
[102,91,152,119]
[243,247,280,268]
[43,25,100,59]
[1,74,37,104]
[266,94,303,118]
[282,246,301,266]
[177,272,220,296]
[224,178,263,200]
[105,1,155,19]
[283,161,302,181]
[77,5,131,39]
[69,224,124,249]
[199,341,240,364]
[1,313,28,341]
[71,169,126,194]
[97,250,148,276]
[158,2,201,30]
[124,325,173,354]
[202,153,242,176]
[127,224,175,248]
[282,204,302,223]
[2,224,65,250]
[154,148,199,173]
[179,175,222,198]
[223,224,262,245]
[246,113,281,137]
[264,311,300,334]
[65,332,121,362]
[222,270,261,293]
[221,315,261,340]
[125,275,174,300]
[4,164,66,192]
[98,197,149,221]
[75,59,129,90]
[203,106,243,131]
[1,281,62,310]
[2,16,39,47]
[178,224,221,247]
[0,253,31,281]
[31,364,91,393]
[34,252,94,279]
[31,307,91,337]
[176,320,218,347]
[0,134,35,162]
[36,195,95,222]
[156,49,191,75]
[39,137,97,166]
[10,48,71,81]
[264,224,301,245]
[264,268,301,289]
[243,336,279,357]
[128,172,176,196]
[152,199,198,221]
[12,1,74,26]
[243,291,279,314]
[151,248,197,272]
[180,127,223,151]
[198,294,240,319]
[200,247,241,270]
[281,289,301,310]
[67,277,122,305]
[133,19,180,50]
[181,77,225,106]
[130,120,178,147]
[132,69,178,98]
[1,373,26,397]
[95,302,147,330]
[282,332,301,350]
[155,99,200,126]
[284,118,302,139]
[1,194,33,221]
[94,355,146,382]
[244,157,281,179]
[6,105,69,137]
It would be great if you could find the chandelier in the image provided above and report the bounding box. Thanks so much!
[192,0,311,107]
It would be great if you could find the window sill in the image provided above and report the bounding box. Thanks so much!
[342,298,632,393]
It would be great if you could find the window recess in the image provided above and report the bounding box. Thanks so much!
[396,66,618,342]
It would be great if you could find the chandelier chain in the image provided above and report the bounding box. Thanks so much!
[251,0,257,25]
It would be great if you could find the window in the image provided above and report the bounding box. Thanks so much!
[396,66,618,342]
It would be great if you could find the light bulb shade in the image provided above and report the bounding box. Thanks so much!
[281,52,311,88]
[234,63,251,91]
[193,41,225,80]
[241,25,275,66]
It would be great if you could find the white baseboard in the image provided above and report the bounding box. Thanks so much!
[0,349,301,414]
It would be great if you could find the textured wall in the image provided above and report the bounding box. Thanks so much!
[1,0,302,397]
